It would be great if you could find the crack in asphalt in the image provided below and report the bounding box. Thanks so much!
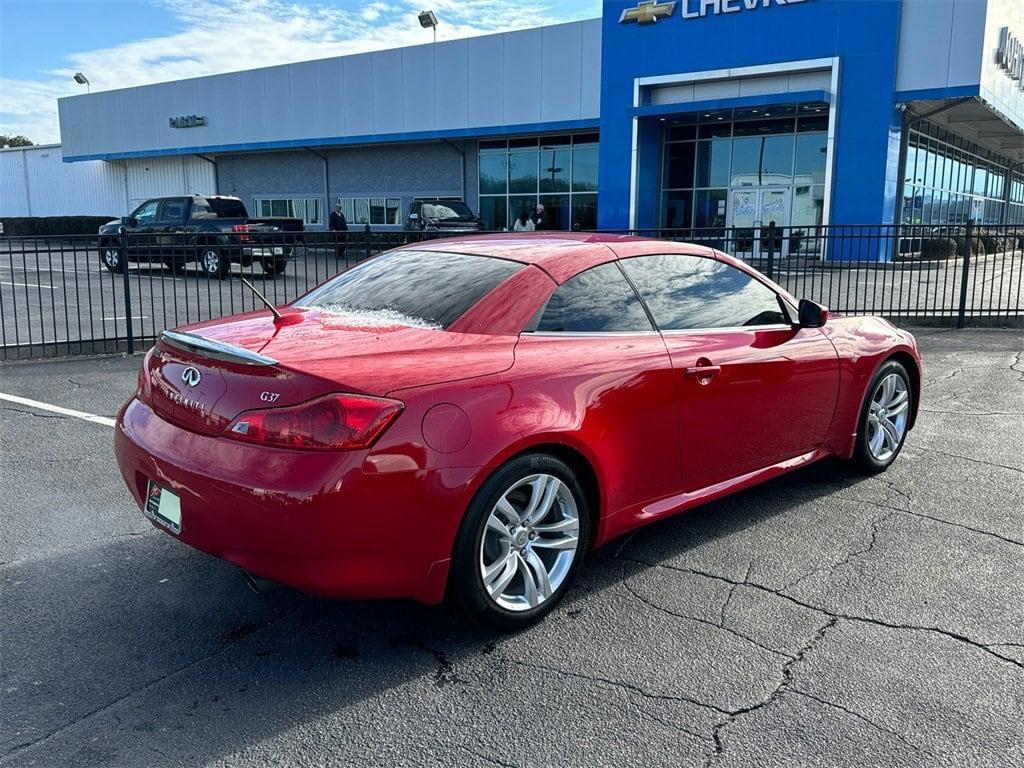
[1,604,304,760]
[459,745,521,768]
[616,558,1024,671]
[719,562,752,630]
[909,446,1023,474]
[789,690,926,752]
[780,508,895,594]
[0,406,70,420]
[703,617,837,767]
[849,496,1024,547]
[618,562,795,661]
[509,657,733,718]
[919,407,1024,416]
[1011,351,1024,383]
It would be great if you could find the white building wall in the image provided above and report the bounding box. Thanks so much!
[0,145,217,218]
[57,19,602,161]
[896,0,988,93]
[979,0,1024,132]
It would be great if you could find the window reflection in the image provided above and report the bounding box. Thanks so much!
[479,133,599,230]
[620,254,787,330]
[536,264,652,333]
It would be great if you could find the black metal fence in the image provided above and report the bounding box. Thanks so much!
[1,222,1021,361]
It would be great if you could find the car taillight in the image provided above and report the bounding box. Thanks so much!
[232,223,250,242]
[223,393,403,451]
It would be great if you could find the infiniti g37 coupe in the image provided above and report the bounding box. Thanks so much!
[115,234,922,628]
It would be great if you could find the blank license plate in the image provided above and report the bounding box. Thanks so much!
[145,481,182,534]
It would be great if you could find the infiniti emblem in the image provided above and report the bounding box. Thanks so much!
[181,366,202,387]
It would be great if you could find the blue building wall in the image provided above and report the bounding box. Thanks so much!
[597,0,905,229]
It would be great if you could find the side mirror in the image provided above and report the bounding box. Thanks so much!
[798,299,828,328]
[408,213,419,220]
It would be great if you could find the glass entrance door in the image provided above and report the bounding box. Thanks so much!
[728,188,790,258]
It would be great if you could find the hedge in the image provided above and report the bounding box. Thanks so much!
[920,237,958,260]
[0,216,115,236]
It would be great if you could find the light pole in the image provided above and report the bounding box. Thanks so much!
[73,72,90,93]
[418,10,438,44]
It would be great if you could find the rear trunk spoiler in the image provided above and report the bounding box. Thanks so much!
[160,330,277,366]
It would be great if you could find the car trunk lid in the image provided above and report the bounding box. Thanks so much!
[144,309,515,435]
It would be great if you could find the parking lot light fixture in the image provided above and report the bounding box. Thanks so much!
[73,72,90,92]
[418,10,438,43]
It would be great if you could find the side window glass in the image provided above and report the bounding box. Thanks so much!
[133,201,159,225]
[159,199,186,223]
[190,199,213,219]
[535,263,653,333]
[620,254,788,330]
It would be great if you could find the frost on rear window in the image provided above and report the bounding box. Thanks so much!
[309,305,443,331]
[297,250,523,329]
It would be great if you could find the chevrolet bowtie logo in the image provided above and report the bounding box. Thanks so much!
[620,0,676,23]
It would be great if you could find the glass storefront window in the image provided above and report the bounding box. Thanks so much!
[572,146,598,192]
[661,190,693,229]
[659,104,829,230]
[539,194,571,229]
[509,151,538,194]
[695,140,731,188]
[479,133,598,230]
[901,122,1014,225]
[479,197,507,232]
[795,133,827,185]
[508,195,537,225]
[479,154,508,195]
[571,194,598,230]
[694,189,727,228]
[790,185,824,229]
[664,143,696,190]
[539,147,571,193]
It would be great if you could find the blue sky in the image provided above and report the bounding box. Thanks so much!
[0,0,599,143]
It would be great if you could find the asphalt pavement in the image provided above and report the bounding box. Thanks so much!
[1,329,1022,767]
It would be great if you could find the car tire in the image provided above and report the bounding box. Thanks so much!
[851,359,913,474]
[260,258,288,277]
[100,242,127,273]
[162,258,185,275]
[199,246,228,279]
[449,454,590,629]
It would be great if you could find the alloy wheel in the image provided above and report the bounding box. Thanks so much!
[203,249,221,275]
[866,372,909,462]
[479,473,580,612]
[103,248,120,269]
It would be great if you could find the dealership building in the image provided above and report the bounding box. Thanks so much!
[3,0,1022,245]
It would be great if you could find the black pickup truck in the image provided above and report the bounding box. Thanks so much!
[98,195,304,278]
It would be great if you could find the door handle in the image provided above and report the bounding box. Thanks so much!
[684,360,721,384]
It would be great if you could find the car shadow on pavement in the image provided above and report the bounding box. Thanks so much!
[2,458,862,766]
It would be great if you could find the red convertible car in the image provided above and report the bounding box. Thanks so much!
[115,234,921,627]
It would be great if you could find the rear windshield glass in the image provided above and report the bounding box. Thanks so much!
[205,198,248,218]
[422,202,474,220]
[297,250,523,329]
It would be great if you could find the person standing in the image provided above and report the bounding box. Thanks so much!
[531,203,548,230]
[512,210,535,232]
[329,203,348,261]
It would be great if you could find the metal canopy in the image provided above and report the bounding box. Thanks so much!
[909,97,1024,163]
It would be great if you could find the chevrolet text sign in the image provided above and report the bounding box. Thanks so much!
[620,0,809,24]
[996,27,1024,92]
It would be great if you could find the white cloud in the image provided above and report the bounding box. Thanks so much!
[0,0,598,144]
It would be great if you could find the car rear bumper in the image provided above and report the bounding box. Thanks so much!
[114,397,468,603]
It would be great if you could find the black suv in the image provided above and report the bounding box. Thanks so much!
[405,200,485,234]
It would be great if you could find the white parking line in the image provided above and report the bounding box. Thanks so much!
[0,393,116,427]
[1,280,53,289]
[102,316,148,322]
